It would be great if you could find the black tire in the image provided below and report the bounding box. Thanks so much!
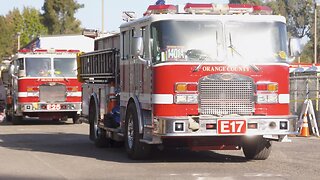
[89,100,110,148]
[5,114,12,122]
[242,136,272,160]
[5,106,12,122]
[72,115,82,124]
[12,115,23,125]
[124,103,151,160]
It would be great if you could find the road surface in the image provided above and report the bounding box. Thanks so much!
[0,119,319,180]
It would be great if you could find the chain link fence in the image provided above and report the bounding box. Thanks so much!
[290,70,320,129]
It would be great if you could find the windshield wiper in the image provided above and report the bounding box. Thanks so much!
[228,33,260,72]
[186,49,211,72]
[228,33,242,58]
[193,57,208,72]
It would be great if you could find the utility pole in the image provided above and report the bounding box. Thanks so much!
[314,0,320,64]
[315,2,318,64]
[17,32,21,51]
[102,0,104,33]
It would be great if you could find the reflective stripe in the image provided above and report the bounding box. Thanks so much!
[66,92,82,97]
[121,92,174,104]
[152,94,173,104]
[18,92,28,97]
[120,93,290,104]
[279,94,289,104]
[18,92,82,97]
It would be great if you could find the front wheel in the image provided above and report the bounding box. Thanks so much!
[124,103,151,159]
[242,136,272,160]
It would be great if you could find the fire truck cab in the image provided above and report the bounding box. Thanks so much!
[6,49,82,124]
[79,3,299,160]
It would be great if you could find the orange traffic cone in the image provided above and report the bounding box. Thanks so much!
[300,115,310,137]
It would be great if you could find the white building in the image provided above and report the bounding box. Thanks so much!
[23,34,95,53]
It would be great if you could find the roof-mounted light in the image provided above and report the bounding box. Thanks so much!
[184,3,215,14]
[33,49,48,53]
[228,4,253,14]
[67,50,80,53]
[18,49,31,53]
[253,6,273,15]
[18,49,80,54]
[144,4,177,16]
[213,4,230,14]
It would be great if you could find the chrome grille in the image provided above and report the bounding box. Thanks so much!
[199,73,254,115]
[39,83,66,102]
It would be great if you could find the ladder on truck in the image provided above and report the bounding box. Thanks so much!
[78,48,120,83]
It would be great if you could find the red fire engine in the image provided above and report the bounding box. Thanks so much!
[78,3,299,160]
[5,49,82,124]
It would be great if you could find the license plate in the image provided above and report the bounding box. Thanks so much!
[217,120,246,134]
[47,104,61,110]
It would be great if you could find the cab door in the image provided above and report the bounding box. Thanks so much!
[132,26,152,111]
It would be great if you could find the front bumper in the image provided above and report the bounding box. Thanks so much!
[17,102,81,114]
[153,115,298,137]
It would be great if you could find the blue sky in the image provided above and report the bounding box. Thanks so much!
[0,0,228,32]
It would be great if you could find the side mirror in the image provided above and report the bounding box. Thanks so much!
[132,37,144,58]
[9,65,15,75]
[131,36,151,67]
[15,65,20,74]
[289,38,302,57]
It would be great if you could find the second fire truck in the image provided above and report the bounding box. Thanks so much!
[78,3,299,160]
[5,49,83,124]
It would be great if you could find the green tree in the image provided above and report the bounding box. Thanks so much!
[21,7,48,45]
[266,0,314,63]
[229,0,262,5]
[266,0,287,19]
[300,41,314,63]
[42,0,84,35]
[5,8,23,52]
[267,0,313,39]
[0,7,47,60]
[0,15,14,60]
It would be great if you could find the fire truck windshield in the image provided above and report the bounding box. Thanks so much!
[151,20,223,63]
[53,58,77,77]
[25,57,77,77]
[26,58,51,77]
[225,21,288,63]
[150,20,288,64]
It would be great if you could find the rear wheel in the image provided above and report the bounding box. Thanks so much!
[12,115,23,125]
[5,105,13,122]
[242,136,272,160]
[89,100,111,148]
[72,115,82,124]
[124,103,151,159]
[5,114,12,122]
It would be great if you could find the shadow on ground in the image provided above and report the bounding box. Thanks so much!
[0,120,247,163]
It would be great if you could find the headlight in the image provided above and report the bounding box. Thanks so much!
[257,93,278,104]
[174,94,198,104]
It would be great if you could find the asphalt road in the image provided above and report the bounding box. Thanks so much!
[0,119,319,180]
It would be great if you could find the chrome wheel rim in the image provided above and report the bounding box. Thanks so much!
[127,115,134,149]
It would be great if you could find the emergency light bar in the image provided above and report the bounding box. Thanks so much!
[144,4,177,16]
[228,4,253,14]
[18,49,80,54]
[184,3,215,14]
[185,3,272,15]
[144,3,273,15]
[252,5,273,15]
